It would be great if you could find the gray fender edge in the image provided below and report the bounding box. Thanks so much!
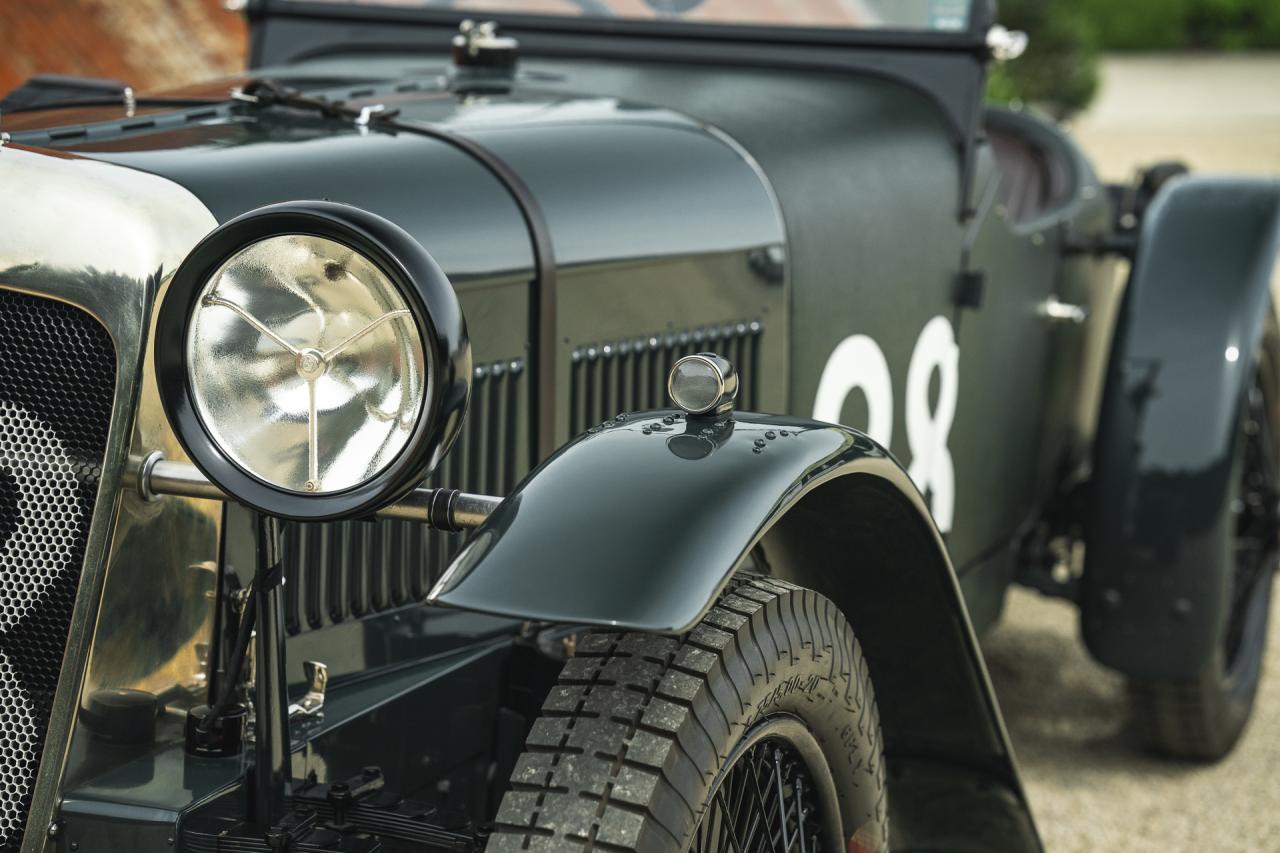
[1084,175,1280,678]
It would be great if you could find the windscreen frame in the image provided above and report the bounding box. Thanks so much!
[251,0,995,53]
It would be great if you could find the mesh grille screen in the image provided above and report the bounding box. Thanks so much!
[0,289,115,851]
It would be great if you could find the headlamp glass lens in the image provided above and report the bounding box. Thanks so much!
[186,234,427,494]
[669,357,724,414]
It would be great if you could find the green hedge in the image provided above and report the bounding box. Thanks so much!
[1078,0,1280,51]
[988,0,1100,117]
[988,0,1280,116]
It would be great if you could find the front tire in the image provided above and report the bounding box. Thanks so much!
[488,577,888,852]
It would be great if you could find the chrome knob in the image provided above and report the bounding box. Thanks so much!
[451,20,518,69]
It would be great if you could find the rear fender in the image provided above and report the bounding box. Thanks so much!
[430,411,1038,849]
[1084,176,1280,678]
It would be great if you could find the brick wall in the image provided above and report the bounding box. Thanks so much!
[1,0,246,96]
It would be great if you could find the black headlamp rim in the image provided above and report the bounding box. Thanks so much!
[155,200,471,522]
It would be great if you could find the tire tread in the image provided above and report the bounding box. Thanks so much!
[487,577,883,852]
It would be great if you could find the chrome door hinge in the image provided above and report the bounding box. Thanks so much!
[1038,297,1088,325]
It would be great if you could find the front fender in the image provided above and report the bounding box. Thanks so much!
[431,410,1039,850]
[1084,176,1280,678]
[432,411,930,634]
[431,411,882,632]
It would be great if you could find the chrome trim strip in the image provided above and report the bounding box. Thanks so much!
[0,145,218,853]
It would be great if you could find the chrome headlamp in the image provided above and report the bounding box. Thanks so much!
[157,201,471,520]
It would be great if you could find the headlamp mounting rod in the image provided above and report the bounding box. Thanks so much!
[136,452,500,532]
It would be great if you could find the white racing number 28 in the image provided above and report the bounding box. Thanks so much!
[812,315,958,532]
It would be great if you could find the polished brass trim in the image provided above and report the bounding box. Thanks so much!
[0,146,218,853]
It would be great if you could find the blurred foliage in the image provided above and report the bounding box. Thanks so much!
[987,0,1280,117]
[987,0,1100,118]
[1078,0,1280,50]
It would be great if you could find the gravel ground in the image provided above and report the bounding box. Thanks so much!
[1068,53,1280,180]
[982,53,1280,853]
[983,586,1280,853]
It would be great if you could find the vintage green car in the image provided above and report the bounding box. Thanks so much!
[1,1,1278,851]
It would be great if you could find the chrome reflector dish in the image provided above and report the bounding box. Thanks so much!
[186,235,427,495]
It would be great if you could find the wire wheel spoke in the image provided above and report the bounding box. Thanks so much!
[1227,378,1280,666]
[689,737,824,853]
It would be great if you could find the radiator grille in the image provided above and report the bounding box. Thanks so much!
[281,358,527,634]
[0,289,115,852]
[569,320,762,433]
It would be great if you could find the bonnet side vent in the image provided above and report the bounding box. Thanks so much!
[569,320,762,433]
[280,357,528,635]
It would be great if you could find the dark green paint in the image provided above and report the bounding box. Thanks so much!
[948,106,1113,625]
[74,82,790,457]
[1084,176,1280,678]
[499,59,1093,588]
[433,411,897,632]
[430,408,1031,812]
[26,54,1056,849]
[55,61,1041,587]
[19,16,1248,850]
[69,110,536,283]
[54,638,512,850]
